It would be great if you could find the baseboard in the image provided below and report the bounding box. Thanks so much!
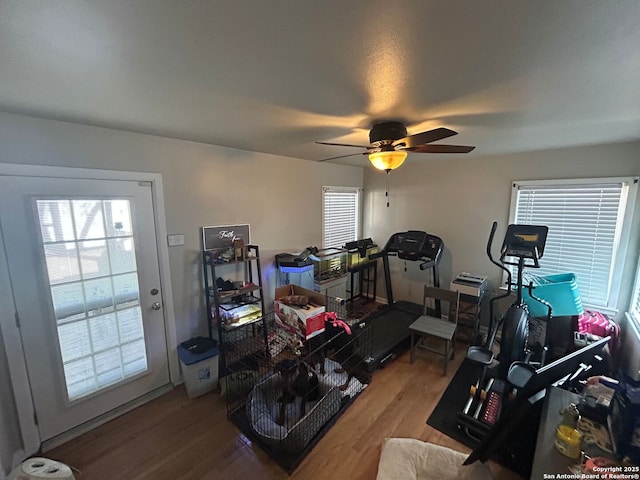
[374,296,389,305]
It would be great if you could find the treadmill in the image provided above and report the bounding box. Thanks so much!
[367,230,444,369]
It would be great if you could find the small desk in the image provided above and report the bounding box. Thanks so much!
[530,386,614,479]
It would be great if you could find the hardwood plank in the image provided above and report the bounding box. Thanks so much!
[46,349,524,480]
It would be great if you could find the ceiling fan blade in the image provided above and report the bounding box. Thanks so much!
[317,152,369,162]
[409,144,476,154]
[393,127,458,148]
[315,141,371,148]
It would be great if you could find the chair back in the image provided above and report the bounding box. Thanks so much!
[422,286,460,325]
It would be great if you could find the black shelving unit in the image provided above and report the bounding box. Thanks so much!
[202,244,267,374]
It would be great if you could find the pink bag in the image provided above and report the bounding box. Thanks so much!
[577,310,620,353]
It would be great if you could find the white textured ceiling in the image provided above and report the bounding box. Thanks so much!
[1,0,639,167]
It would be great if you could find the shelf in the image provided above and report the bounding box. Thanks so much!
[220,313,264,332]
[216,284,262,303]
[217,296,262,313]
[204,248,259,267]
[203,243,266,374]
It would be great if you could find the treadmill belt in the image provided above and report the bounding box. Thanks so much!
[369,300,422,367]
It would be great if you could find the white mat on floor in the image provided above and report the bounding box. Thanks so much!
[376,438,493,480]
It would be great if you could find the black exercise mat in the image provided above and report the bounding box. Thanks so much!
[427,357,483,448]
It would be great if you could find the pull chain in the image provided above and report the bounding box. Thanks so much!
[385,170,390,207]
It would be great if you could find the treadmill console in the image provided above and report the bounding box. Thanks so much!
[382,230,444,263]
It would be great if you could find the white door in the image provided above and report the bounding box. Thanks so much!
[0,175,170,442]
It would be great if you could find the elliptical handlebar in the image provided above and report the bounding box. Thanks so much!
[486,221,498,260]
[526,281,552,320]
[485,222,515,349]
[487,222,512,287]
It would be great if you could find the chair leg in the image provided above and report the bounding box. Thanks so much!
[410,333,415,364]
[452,333,456,359]
[443,341,449,375]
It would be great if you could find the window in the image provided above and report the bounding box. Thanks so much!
[37,198,148,401]
[322,186,361,249]
[510,177,638,311]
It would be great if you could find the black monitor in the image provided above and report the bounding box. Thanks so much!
[464,336,610,468]
[500,224,548,267]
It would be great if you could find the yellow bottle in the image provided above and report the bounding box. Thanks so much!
[554,424,582,459]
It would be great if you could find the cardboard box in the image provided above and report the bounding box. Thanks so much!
[274,284,326,340]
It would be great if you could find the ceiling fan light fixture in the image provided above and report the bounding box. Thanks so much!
[368,150,407,171]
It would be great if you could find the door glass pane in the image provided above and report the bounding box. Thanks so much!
[72,200,106,240]
[104,199,133,238]
[89,313,119,352]
[38,200,75,243]
[36,198,148,402]
[108,238,136,274]
[78,239,109,279]
[44,243,81,284]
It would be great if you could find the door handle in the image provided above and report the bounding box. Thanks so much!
[151,302,162,310]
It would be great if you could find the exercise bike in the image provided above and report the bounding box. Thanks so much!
[457,222,551,440]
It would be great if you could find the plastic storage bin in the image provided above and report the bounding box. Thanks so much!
[178,343,219,398]
[522,272,584,317]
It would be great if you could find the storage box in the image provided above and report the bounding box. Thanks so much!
[310,248,347,282]
[522,272,584,317]
[274,284,326,339]
[178,344,219,399]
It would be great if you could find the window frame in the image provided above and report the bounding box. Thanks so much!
[508,176,638,313]
[628,254,640,333]
[321,186,362,249]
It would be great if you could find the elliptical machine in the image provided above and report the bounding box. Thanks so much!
[457,222,550,440]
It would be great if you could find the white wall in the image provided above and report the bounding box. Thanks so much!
[0,112,363,472]
[363,141,640,312]
[363,141,640,379]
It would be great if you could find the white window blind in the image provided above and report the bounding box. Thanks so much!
[512,180,629,309]
[630,256,640,328]
[322,187,361,249]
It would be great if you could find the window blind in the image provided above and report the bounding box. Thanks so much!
[513,182,625,308]
[630,257,640,327]
[322,187,360,249]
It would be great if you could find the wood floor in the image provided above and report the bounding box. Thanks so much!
[47,348,525,480]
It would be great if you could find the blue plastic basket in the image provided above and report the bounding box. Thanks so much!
[522,272,584,317]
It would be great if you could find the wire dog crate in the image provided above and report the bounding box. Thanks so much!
[220,297,373,473]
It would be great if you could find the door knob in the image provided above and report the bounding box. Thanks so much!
[151,302,162,310]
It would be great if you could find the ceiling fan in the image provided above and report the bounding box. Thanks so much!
[316,120,475,172]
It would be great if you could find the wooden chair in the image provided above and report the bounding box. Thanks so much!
[408,286,461,375]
